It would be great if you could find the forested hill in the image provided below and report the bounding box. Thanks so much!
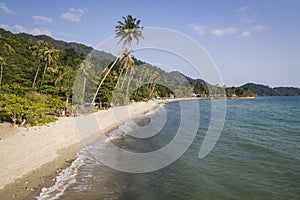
[18,33,93,57]
[241,83,300,96]
[0,27,256,125]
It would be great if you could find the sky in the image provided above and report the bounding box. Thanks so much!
[0,0,299,87]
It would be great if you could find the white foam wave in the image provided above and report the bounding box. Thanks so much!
[146,103,165,116]
[37,105,165,199]
[37,153,85,200]
[36,133,119,199]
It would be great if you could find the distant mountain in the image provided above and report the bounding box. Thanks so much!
[241,83,300,96]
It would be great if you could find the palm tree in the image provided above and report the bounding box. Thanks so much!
[30,41,59,88]
[148,71,159,98]
[91,15,144,104]
[30,40,46,88]
[61,67,76,106]
[121,53,136,103]
[115,15,144,48]
[0,56,5,86]
[40,45,60,87]
[0,34,15,85]
[80,60,94,104]
[117,49,135,89]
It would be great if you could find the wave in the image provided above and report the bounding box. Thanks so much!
[37,104,165,199]
[37,152,85,200]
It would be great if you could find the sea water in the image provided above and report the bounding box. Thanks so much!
[38,96,300,200]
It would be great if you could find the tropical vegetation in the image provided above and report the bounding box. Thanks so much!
[0,16,261,126]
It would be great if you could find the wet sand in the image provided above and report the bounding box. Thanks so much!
[0,100,159,199]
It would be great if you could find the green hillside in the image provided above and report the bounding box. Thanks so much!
[241,83,300,96]
[0,28,257,126]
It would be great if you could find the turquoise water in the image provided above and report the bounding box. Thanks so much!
[38,96,300,200]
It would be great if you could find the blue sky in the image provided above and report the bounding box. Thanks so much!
[0,0,299,87]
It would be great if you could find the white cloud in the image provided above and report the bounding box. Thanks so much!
[242,31,251,37]
[238,6,249,12]
[61,7,88,22]
[32,15,52,24]
[69,7,88,13]
[0,24,11,31]
[253,24,266,32]
[61,12,79,22]
[189,23,205,36]
[14,24,26,32]
[30,28,52,36]
[3,24,52,36]
[0,2,16,15]
[241,24,266,37]
[211,27,237,37]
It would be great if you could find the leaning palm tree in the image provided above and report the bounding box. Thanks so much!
[91,15,144,104]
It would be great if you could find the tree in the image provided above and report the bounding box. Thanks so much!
[0,56,5,86]
[115,15,144,48]
[55,65,76,106]
[92,15,144,104]
[30,41,59,89]
[40,44,60,87]
[0,34,15,85]
[0,93,36,125]
[116,49,136,103]
[30,40,45,88]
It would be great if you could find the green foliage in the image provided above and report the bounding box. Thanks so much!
[131,84,152,101]
[0,92,57,125]
[0,26,297,127]
[49,98,65,110]
[241,83,300,96]
[225,87,257,98]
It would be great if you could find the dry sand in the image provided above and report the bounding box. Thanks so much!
[0,100,159,199]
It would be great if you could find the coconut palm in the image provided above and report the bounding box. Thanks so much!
[30,40,46,88]
[80,60,94,104]
[149,71,159,98]
[0,34,15,85]
[30,41,59,88]
[92,15,144,104]
[121,52,136,103]
[115,15,144,48]
[0,56,5,86]
[40,45,60,87]
[117,49,135,89]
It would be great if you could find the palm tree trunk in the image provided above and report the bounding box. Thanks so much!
[81,77,86,104]
[121,70,128,89]
[32,64,40,88]
[149,83,157,98]
[116,67,125,88]
[92,57,120,104]
[125,68,134,104]
[66,95,69,107]
[40,63,48,87]
[0,63,3,86]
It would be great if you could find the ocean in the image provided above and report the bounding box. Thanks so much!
[38,96,300,200]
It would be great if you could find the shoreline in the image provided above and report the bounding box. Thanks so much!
[0,96,255,199]
[0,100,160,199]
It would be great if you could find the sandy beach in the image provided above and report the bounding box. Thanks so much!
[0,100,159,199]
